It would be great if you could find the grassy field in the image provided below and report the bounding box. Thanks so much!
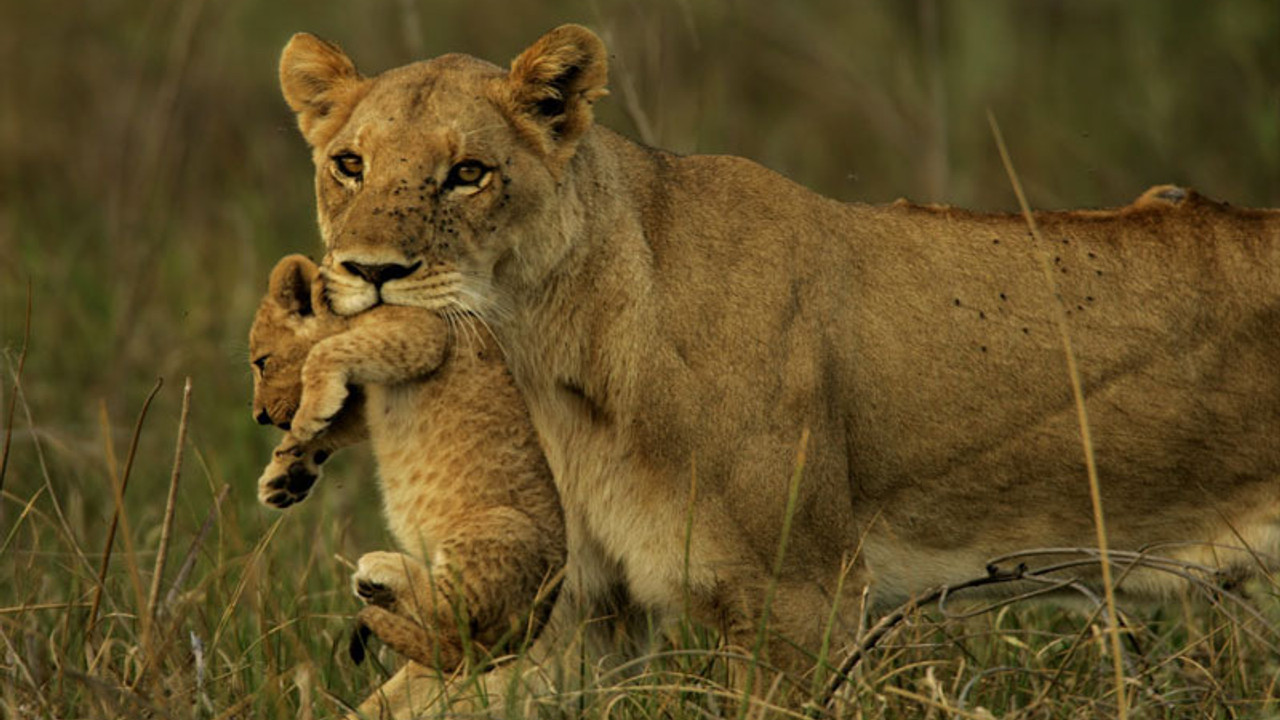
[3,0,1280,717]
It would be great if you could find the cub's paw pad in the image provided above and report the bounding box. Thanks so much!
[257,466,315,509]
[285,463,317,493]
[263,491,300,509]
[351,551,420,607]
[355,579,397,607]
[259,486,307,509]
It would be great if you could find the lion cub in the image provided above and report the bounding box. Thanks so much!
[250,254,565,670]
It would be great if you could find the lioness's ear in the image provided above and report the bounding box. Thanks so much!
[505,25,609,156]
[279,33,363,147]
[267,254,318,316]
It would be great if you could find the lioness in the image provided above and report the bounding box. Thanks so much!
[250,254,565,672]
[277,24,1280,713]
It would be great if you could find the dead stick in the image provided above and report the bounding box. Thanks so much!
[814,565,1028,715]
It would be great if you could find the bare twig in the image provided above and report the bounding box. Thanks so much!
[146,376,192,626]
[813,563,1031,715]
[814,544,1280,714]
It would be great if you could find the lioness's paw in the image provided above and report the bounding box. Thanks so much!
[256,438,328,509]
[351,551,430,612]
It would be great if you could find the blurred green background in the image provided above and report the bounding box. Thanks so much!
[1,0,1278,668]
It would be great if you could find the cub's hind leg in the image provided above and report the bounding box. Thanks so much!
[348,551,469,670]
[349,508,565,671]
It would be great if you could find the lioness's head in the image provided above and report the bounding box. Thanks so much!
[250,254,345,428]
[278,25,609,319]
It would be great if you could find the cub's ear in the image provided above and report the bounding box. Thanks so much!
[279,33,363,147]
[267,254,318,316]
[504,25,609,159]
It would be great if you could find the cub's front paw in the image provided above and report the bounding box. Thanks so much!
[256,438,329,509]
[290,376,349,443]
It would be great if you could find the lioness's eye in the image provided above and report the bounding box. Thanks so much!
[332,153,364,180]
[443,160,491,191]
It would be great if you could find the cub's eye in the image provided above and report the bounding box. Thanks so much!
[252,355,269,372]
[332,153,364,180]
[443,160,491,192]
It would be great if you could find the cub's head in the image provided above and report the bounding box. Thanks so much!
[250,254,346,428]
[277,25,608,320]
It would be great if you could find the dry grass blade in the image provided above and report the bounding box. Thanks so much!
[986,110,1129,720]
[0,279,31,498]
[739,428,808,719]
[164,483,229,610]
[882,684,993,720]
[0,623,55,718]
[61,667,177,719]
[146,376,193,626]
[86,377,164,639]
[211,513,285,650]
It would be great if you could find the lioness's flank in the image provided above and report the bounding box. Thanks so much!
[250,254,565,672]
[277,23,1280,715]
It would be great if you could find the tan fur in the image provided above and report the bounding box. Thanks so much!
[278,25,1280,715]
[249,255,565,677]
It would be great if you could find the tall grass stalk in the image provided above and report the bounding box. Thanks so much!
[987,110,1129,719]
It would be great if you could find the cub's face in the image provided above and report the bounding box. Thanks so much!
[250,255,344,428]
[277,26,609,321]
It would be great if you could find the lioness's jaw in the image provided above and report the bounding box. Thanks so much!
[501,24,609,165]
[279,33,366,148]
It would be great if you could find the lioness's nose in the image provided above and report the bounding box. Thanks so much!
[341,261,418,287]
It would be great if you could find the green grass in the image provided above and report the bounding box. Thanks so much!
[3,0,1280,717]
